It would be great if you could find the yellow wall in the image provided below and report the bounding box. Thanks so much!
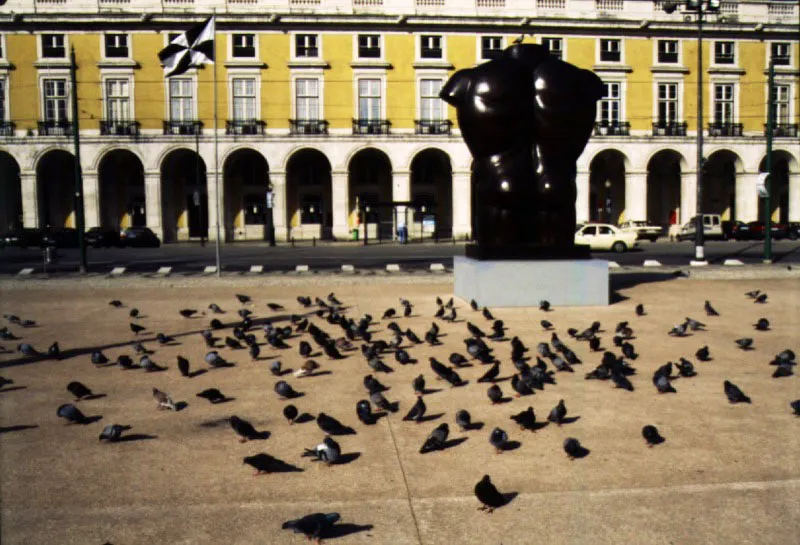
[72,34,102,131]
[324,34,352,129]
[261,33,290,129]
[566,37,595,70]
[7,34,38,135]
[386,34,415,129]
[739,40,766,133]
[626,38,652,132]
[134,33,167,131]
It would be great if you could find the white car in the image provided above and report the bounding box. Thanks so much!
[575,223,638,253]
[619,220,663,242]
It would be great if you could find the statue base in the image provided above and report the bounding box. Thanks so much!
[454,254,609,307]
[465,243,591,261]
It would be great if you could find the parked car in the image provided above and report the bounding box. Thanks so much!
[41,228,80,248]
[575,223,638,252]
[677,214,724,241]
[1,228,44,249]
[84,227,122,248]
[618,220,662,242]
[120,227,161,248]
[787,222,800,240]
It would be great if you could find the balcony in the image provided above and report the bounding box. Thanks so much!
[290,119,330,135]
[652,121,687,137]
[163,120,203,136]
[100,120,140,136]
[0,121,15,136]
[765,123,798,138]
[708,122,743,137]
[226,119,266,136]
[415,119,453,135]
[352,119,391,135]
[38,120,74,137]
[594,121,630,136]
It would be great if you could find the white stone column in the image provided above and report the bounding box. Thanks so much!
[82,172,100,229]
[331,170,350,240]
[144,170,163,240]
[206,169,224,242]
[680,171,697,225]
[270,171,287,242]
[392,170,411,239]
[20,171,38,228]
[625,170,647,222]
[575,169,590,224]
[735,173,759,222]
[451,169,471,239]
[789,173,800,222]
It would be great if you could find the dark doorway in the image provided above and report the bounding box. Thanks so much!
[36,150,76,228]
[187,191,208,238]
[0,152,22,231]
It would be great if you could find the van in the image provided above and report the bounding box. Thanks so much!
[677,214,724,241]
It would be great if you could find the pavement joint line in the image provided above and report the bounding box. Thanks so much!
[643,260,661,267]
[383,415,425,545]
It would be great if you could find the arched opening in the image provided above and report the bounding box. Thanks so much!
[588,150,627,224]
[759,152,792,224]
[410,148,452,239]
[160,148,207,243]
[0,152,22,232]
[36,150,76,229]
[286,148,332,241]
[348,148,392,239]
[704,150,738,220]
[223,148,269,242]
[646,150,683,228]
[98,149,145,229]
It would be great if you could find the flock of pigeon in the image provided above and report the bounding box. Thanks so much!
[1,286,798,543]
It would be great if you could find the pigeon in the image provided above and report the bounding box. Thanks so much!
[208,303,224,314]
[552,356,574,373]
[297,296,312,308]
[510,374,533,397]
[356,400,376,425]
[363,374,387,394]
[635,303,645,316]
[275,381,300,400]
[248,343,260,361]
[642,425,665,447]
[724,380,751,404]
[156,333,174,345]
[403,396,427,423]
[109,300,123,308]
[90,350,108,365]
[98,424,128,442]
[267,303,285,311]
[369,391,398,413]
[269,361,283,376]
[668,323,688,337]
[735,338,754,350]
[482,307,494,321]
[704,300,719,316]
[294,360,321,378]
[57,403,87,424]
[510,407,537,431]
[487,384,504,404]
[303,436,341,465]
[563,437,586,459]
[327,293,342,306]
[152,388,176,410]
[67,381,93,401]
[281,513,341,542]
[299,341,312,358]
[129,323,145,335]
[754,293,768,304]
[474,475,507,513]
[653,374,676,394]
[791,400,800,416]
[395,349,412,365]
[696,346,711,362]
[382,308,396,320]
[539,300,551,312]
[477,362,500,383]
[235,294,251,305]
[754,318,770,331]
[280,404,299,425]
[323,343,344,360]
[16,343,38,357]
[48,342,61,360]
[242,453,292,476]
[548,399,567,426]
[489,427,509,453]
[676,358,697,377]
[196,388,227,404]
[419,423,449,454]
[772,364,793,378]
[540,320,553,330]
[116,354,135,369]
[589,337,601,352]
[179,309,198,318]
[412,374,426,396]
[612,370,634,391]
[205,351,231,368]
[0,376,14,389]
[210,318,224,330]
[448,353,469,367]
[229,415,261,442]
[455,409,473,431]
[317,413,354,435]
[129,308,139,318]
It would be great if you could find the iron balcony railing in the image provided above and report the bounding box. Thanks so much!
[38,120,74,136]
[226,119,266,136]
[708,122,743,137]
[652,121,687,136]
[163,120,203,135]
[289,119,329,135]
[765,123,798,138]
[415,119,453,135]
[0,121,15,136]
[100,120,140,136]
[593,121,630,136]
[352,118,391,135]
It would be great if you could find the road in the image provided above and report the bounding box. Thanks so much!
[1,239,799,274]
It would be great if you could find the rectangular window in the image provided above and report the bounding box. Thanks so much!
[42,34,66,58]
[657,83,678,124]
[232,34,256,58]
[358,35,381,59]
[232,78,256,121]
[0,79,5,121]
[420,79,443,121]
[714,41,735,64]
[43,78,68,122]
[600,39,621,62]
[358,79,381,120]
[770,42,791,66]
[295,78,319,121]
[598,82,621,124]
[243,194,265,225]
[296,34,319,58]
[169,79,193,122]
[104,34,129,58]
[772,84,790,125]
[105,79,130,122]
[657,40,678,64]
[541,37,562,60]
[713,83,734,124]
[420,35,442,59]
[481,36,503,60]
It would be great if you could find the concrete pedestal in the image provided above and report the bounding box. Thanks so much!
[454,255,609,307]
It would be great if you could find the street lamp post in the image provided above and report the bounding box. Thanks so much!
[604,180,612,224]
[663,0,720,264]
[264,183,275,246]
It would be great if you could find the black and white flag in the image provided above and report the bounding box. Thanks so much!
[158,17,215,78]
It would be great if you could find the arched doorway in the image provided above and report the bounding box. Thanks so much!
[589,149,627,224]
[286,149,332,241]
[98,150,145,229]
[704,150,739,220]
[646,150,683,228]
[223,148,269,241]
[160,148,207,243]
[36,149,76,228]
[759,151,792,224]
[410,148,452,239]
[348,148,392,239]
[0,152,22,231]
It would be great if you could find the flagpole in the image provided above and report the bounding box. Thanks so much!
[212,14,222,278]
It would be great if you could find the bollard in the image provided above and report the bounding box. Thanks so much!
[291,237,295,248]
[312,236,316,247]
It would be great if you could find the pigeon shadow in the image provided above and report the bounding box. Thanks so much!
[324,426,356,436]
[83,393,108,401]
[0,424,39,434]
[117,433,158,442]
[303,370,333,378]
[333,452,362,465]
[530,421,549,432]
[570,446,591,459]
[493,376,513,383]
[274,369,294,377]
[501,492,519,506]
[420,388,443,395]
[175,401,189,412]
[463,421,485,431]
[249,431,271,441]
[561,416,581,425]
[187,369,208,378]
[294,413,315,424]
[417,413,445,423]
[209,362,236,369]
[500,440,521,452]
[324,523,374,539]
[491,397,513,405]
[82,415,103,425]
[211,397,236,404]
[441,437,469,451]
[738,346,755,352]
[0,386,27,393]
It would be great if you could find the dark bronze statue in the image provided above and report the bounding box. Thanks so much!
[440,44,603,259]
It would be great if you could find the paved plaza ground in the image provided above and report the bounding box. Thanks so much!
[0,272,798,544]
